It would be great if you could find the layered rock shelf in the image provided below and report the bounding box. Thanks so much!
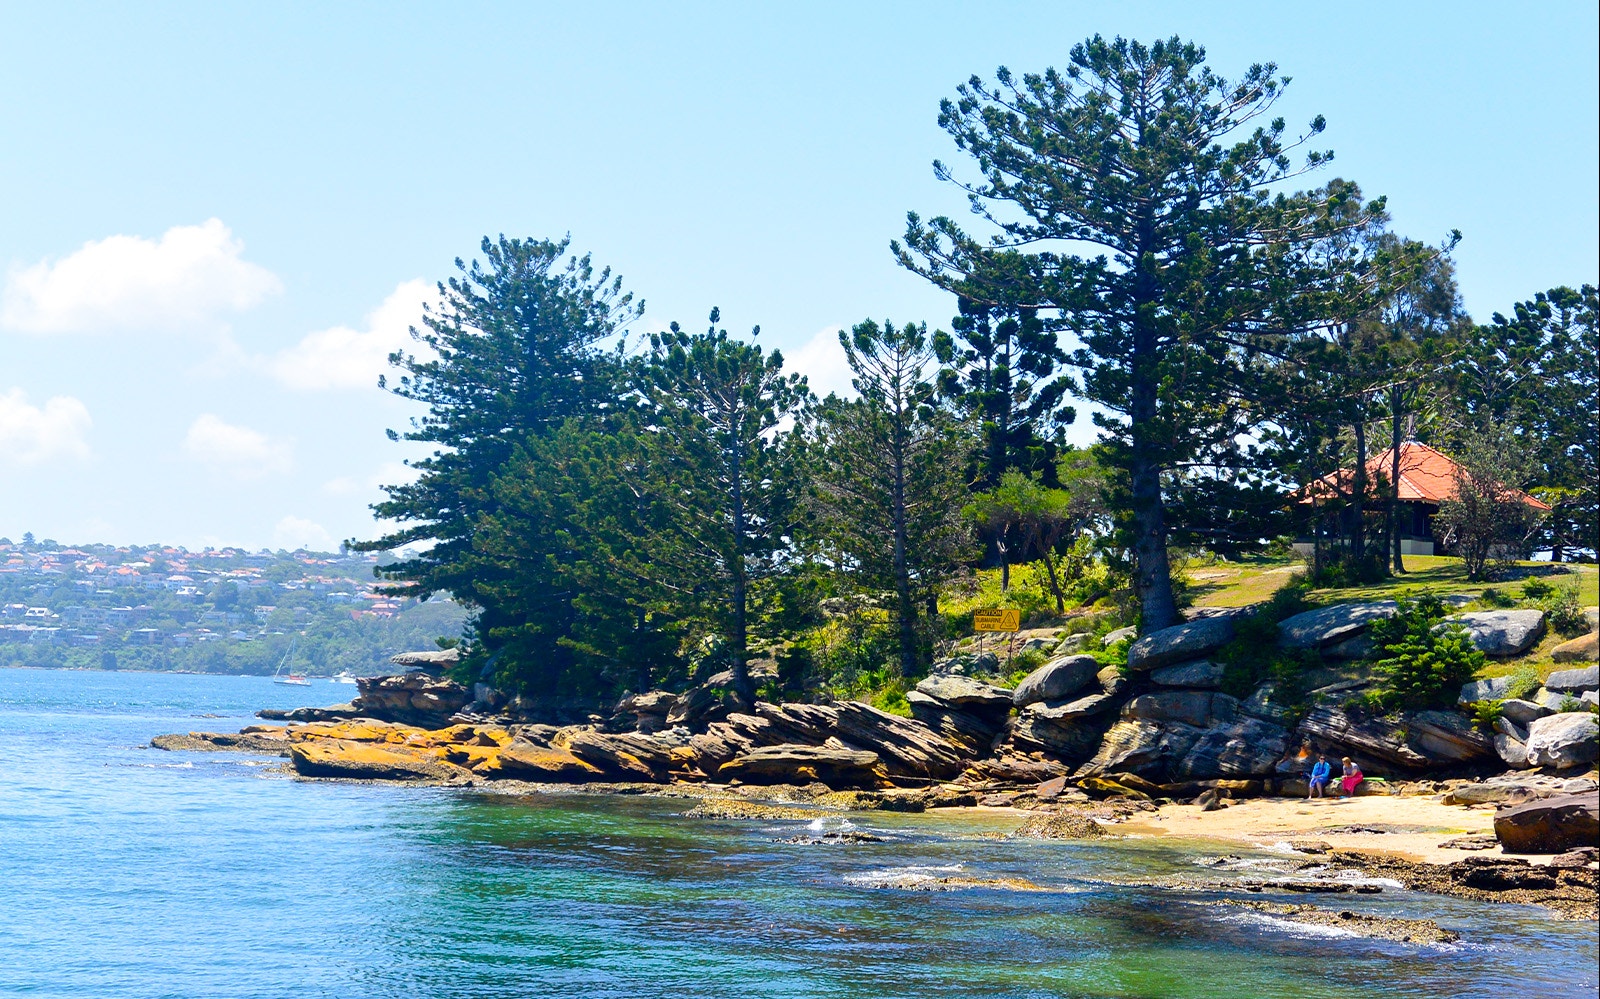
[156,604,1600,867]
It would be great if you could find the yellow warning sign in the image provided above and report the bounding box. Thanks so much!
[973,608,1021,632]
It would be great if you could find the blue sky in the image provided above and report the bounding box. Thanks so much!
[2,2,1596,551]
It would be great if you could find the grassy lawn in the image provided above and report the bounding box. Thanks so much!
[1188,554,1598,611]
[1187,554,1597,685]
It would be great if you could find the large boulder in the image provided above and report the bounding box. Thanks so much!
[1010,655,1101,706]
[615,691,679,734]
[1524,712,1600,771]
[551,729,676,782]
[1028,690,1122,722]
[1074,719,1203,780]
[1493,791,1600,854]
[1170,715,1292,780]
[830,702,968,780]
[353,672,471,727]
[1408,710,1497,764]
[1123,690,1239,729]
[1498,698,1553,726]
[1127,617,1236,671]
[1439,609,1546,657]
[1493,731,1531,769]
[1551,634,1599,664]
[906,691,1004,756]
[1277,601,1396,650]
[1458,676,1514,705]
[1149,659,1225,688]
[1545,665,1599,693]
[1240,683,1297,726]
[387,648,460,673]
[1296,705,1492,771]
[717,744,884,789]
[1011,708,1116,762]
[665,671,742,729]
[915,675,1014,717]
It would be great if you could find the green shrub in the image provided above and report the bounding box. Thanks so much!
[1540,581,1588,638]
[1468,699,1504,730]
[868,676,912,717]
[1215,585,1316,699]
[1477,587,1514,608]
[1504,664,1541,701]
[1520,578,1554,600]
[1264,536,1301,561]
[1009,647,1049,675]
[1366,595,1486,711]
[1092,637,1130,670]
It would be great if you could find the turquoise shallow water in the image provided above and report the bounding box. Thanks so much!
[1,668,1595,999]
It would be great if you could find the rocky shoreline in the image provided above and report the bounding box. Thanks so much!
[153,606,1600,920]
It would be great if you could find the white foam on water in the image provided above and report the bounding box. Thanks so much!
[842,863,964,887]
[1222,911,1360,940]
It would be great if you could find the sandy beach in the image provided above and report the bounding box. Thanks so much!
[1114,794,1505,865]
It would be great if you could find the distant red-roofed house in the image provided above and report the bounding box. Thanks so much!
[1296,441,1548,556]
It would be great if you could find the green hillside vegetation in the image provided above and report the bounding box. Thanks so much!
[314,35,1600,711]
[0,539,466,676]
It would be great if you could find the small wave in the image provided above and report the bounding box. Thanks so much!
[843,863,964,887]
[1222,911,1360,940]
[125,762,195,770]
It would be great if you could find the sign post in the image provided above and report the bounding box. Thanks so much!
[972,609,1022,632]
[972,609,1021,664]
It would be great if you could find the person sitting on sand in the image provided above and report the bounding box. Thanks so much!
[1339,759,1364,798]
[1307,755,1331,799]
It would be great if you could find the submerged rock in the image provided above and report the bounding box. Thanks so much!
[150,729,289,754]
[682,799,819,820]
[1215,901,1458,944]
[1010,810,1104,839]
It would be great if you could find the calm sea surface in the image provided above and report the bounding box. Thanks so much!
[1,667,1594,999]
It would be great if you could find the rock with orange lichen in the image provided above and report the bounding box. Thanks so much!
[288,738,471,781]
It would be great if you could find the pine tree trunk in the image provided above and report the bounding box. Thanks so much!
[1389,390,1406,574]
[1351,414,1368,564]
[728,434,752,707]
[891,425,917,679]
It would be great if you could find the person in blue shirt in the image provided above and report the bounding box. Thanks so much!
[1307,755,1332,799]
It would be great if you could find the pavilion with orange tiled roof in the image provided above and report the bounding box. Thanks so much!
[1297,441,1549,556]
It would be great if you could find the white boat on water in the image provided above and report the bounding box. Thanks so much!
[330,671,357,685]
[272,638,312,686]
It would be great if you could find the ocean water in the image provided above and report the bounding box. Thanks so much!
[0,668,1594,999]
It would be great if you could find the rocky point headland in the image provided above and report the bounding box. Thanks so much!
[155,604,1600,919]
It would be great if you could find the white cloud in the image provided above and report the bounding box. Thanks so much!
[266,279,432,390]
[182,414,292,478]
[786,324,856,400]
[0,388,92,463]
[2,219,281,335]
[271,515,337,553]
[322,460,415,497]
